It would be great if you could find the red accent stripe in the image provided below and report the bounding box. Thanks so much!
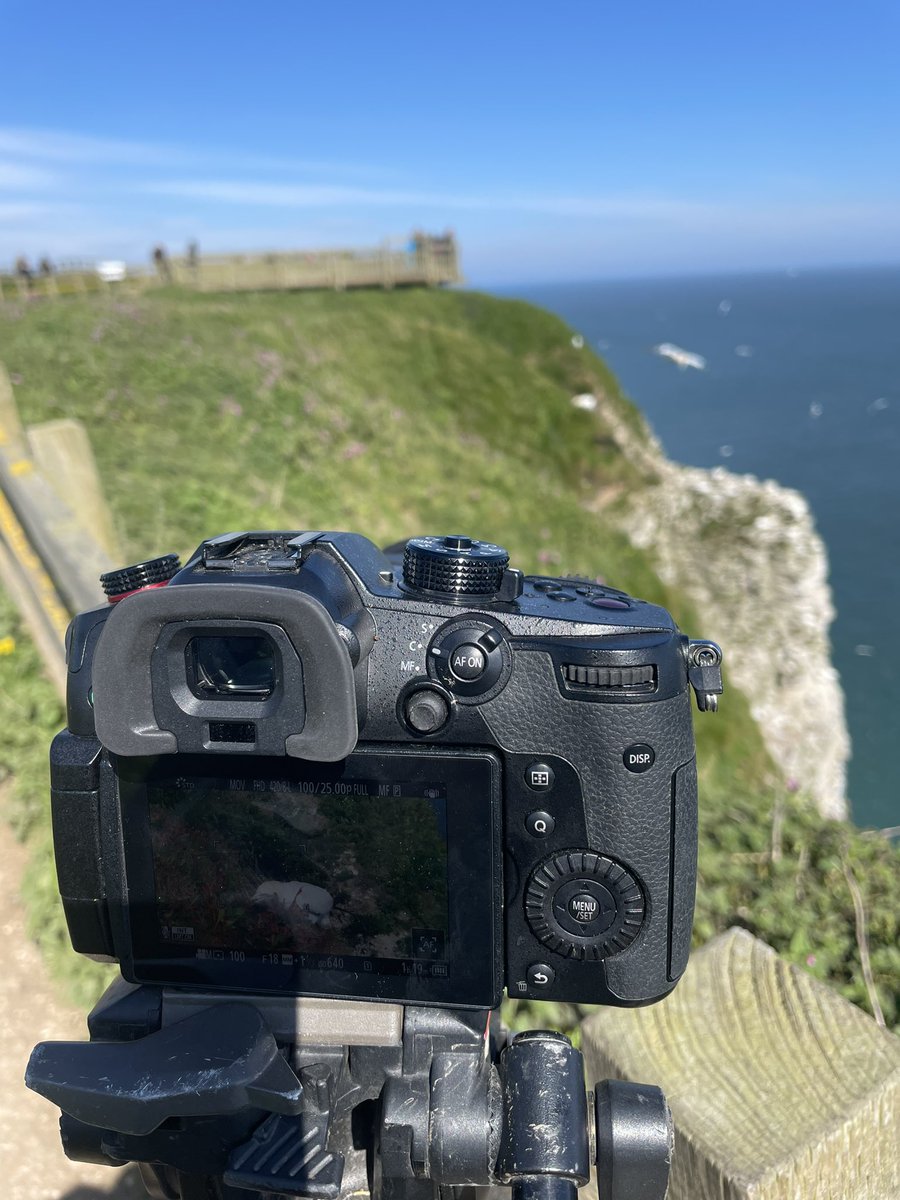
[107,580,171,604]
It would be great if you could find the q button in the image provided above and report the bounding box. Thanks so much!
[525,810,556,838]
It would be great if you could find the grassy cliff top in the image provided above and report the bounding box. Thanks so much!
[1,287,652,579]
[0,286,896,1030]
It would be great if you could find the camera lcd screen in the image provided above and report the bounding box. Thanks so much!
[119,749,501,1006]
[149,778,450,967]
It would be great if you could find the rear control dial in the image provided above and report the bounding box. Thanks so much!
[525,852,645,960]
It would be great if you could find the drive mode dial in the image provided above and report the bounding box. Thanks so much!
[525,852,645,960]
[403,535,509,597]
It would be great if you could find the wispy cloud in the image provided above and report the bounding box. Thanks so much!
[0,126,390,178]
[144,179,900,237]
[146,178,725,222]
[3,124,900,280]
[147,180,459,207]
[0,160,57,189]
[0,128,180,167]
[0,201,55,222]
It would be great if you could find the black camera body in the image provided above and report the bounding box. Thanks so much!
[51,529,722,1013]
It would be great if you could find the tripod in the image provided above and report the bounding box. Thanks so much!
[27,980,672,1200]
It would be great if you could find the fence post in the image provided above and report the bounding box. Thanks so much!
[581,928,900,1200]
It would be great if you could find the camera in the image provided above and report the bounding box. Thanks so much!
[50,528,722,1012]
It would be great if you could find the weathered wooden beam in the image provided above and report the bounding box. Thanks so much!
[581,927,900,1199]
[0,366,120,701]
[27,418,121,562]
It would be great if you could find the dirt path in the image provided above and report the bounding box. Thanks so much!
[0,821,142,1199]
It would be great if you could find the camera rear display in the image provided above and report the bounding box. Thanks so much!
[116,749,502,1007]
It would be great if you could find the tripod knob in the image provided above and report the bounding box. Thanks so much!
[594,1079,673,1200]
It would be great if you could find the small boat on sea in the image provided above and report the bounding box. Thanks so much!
[653,342,707,371]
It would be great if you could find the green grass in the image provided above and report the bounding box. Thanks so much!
[0,286,897,1031]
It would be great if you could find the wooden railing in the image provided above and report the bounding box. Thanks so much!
[0,235,460,301]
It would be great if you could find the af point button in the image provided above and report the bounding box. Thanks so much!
[623,743,656,773]
[525,762,555,791]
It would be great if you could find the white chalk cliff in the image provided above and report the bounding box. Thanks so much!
[592,395,849,820]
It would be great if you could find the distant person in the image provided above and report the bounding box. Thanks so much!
[15,255,32,282]
[186,240,199,268]
[152,245,172,284]
[38,256,54,276]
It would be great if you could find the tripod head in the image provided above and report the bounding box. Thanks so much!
[27,984,672,1200]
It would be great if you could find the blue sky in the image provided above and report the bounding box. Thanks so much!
[1,1,899,284]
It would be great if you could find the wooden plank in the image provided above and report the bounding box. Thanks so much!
[581,928,900,1200]
[0,511,67,698]
[0,366,112,613]
[26,419,121,561]
[0,362,26,447]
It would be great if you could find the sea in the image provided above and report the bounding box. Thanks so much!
[501,267,900,830]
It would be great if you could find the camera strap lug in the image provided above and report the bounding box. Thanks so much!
[687,640,724,712]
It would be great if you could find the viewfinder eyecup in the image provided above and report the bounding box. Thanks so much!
[91,583,360,760]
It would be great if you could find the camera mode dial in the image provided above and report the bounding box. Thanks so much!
[403,535,509,598]
[525,852,645,960]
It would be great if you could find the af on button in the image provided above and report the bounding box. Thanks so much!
[448,643,487,681]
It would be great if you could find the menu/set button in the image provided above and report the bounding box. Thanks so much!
[568,892,600,922]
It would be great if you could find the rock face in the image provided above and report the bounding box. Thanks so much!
[594,396,849,820]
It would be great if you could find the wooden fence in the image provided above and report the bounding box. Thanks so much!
[0,234,460,301]
[582,927,900,1200]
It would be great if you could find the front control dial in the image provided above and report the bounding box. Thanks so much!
[525,852,645,960]
[403,535,509,598]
